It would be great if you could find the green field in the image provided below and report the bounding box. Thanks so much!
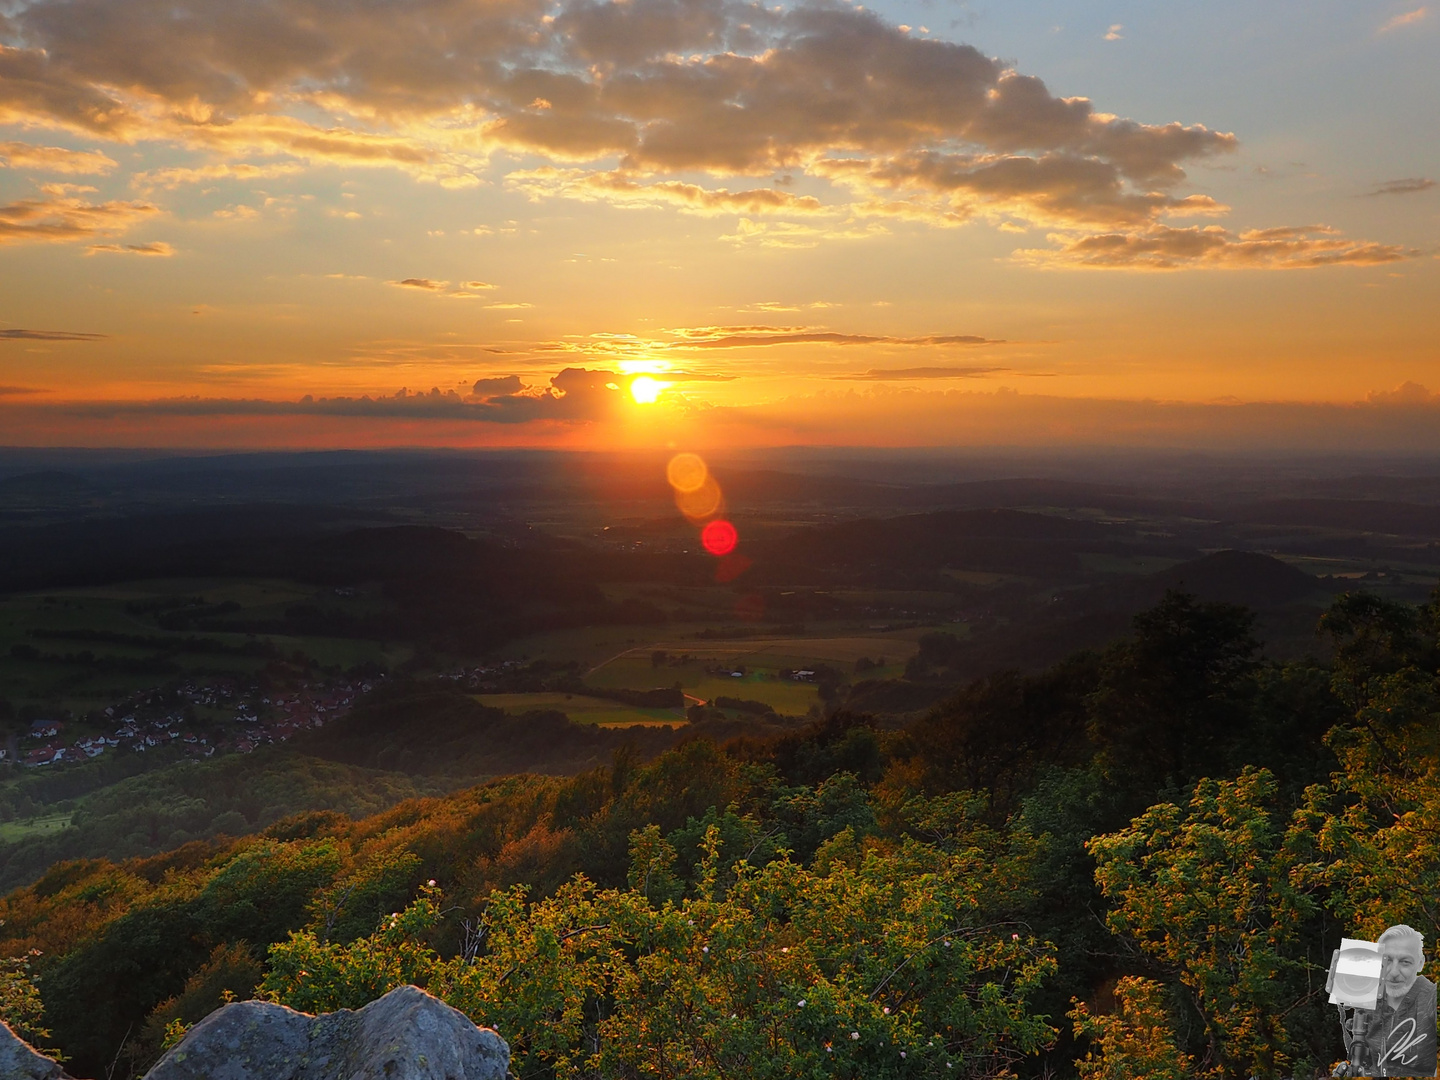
[586,659,817,713]
[474,693,687,728]
[0,812,72,842]
[583,632,935,715]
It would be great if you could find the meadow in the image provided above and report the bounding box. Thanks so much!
[583,631,935,715]
[472,692,686,728]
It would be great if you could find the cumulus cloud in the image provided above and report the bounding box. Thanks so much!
[0,328,107,341]
[0,0,1405,263]
[1018,223,1416,270]
[471,375,524,399]
[1367,381,1439,405]
[833,366,1008,380]
[1364,177,1435,196]
[0,1,1233,219]
[820,150,1227,227]
[0,43,140,136]
[0,385,48,395]
[86,240,175,255]
[0,193,159,245]
[389,277,448,290]
[0,141,116,174]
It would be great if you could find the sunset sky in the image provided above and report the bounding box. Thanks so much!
[1,0,1437,449]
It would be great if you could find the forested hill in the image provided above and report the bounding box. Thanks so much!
[3,585,1437,1079]
[754,508,1167,584]
[0,515,649,653]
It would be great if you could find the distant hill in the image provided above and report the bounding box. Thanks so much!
[0,470,104,501]
[756,508,1155,583]
[1143,550,1323,608]
[0,504,382,591]
[911,478,1199,516]
[897,551,1328,683]
[1234,499,1440,537]
[1289,475,1440,505]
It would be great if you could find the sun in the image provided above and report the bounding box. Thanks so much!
[629,375,671,404]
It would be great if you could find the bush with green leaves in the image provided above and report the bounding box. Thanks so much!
[263,824,1058,1079]
[1,947,58,1056]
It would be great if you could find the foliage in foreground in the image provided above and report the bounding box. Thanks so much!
[0,586,1437,1080]
[263,821,1055,1080]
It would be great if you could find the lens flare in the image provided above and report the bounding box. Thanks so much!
[702,519,738,556]
[666,452,708,493]
[630,375,669,404]
[676,476,723,520]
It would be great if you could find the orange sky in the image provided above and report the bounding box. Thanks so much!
[1,0,1437,449]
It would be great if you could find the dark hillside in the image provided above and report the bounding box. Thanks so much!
[0,470,106,502]
[292,684,680,777]
[756,508,1152,583]
[1144,549,1323,607]
[895,552,1327,682]
[0,505,377,591]
[1234,498,1440,536]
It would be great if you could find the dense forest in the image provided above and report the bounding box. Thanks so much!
[2,585,1437,1079]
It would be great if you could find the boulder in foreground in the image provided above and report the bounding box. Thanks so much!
[144,984,509,1080]
[0,1021,73,1080]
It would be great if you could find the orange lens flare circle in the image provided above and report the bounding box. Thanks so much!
[676,477,723,520]
[702,519,739,557]
[666,453,708,493]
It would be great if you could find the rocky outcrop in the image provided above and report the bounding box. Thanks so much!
[0,1021,72,1080]
[144,985,509,1080]
[5,985,506,1080]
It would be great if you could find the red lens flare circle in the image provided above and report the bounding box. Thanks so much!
[701,519,738,557]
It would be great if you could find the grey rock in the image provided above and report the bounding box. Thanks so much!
[0,1020,72,1080]
[144,984,509,1080]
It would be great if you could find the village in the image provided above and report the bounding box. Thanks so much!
[4,674,378,768]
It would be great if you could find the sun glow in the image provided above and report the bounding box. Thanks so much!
[629,375,671,404]
[618,359,672,375]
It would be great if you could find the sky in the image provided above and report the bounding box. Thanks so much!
[0,0,1437,450]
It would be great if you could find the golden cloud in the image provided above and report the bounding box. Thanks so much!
[671,329,1006,349]
[1379,6,1429,32]
[507,168,825,215]
[819,151,1228,228]
[132,161,308,190]
[0,328,107,341]
[1017,224,1416,270]
[0,193,159,245]
[85,241,175,256]
[0,0,1400,266]
[0,140,117,174]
